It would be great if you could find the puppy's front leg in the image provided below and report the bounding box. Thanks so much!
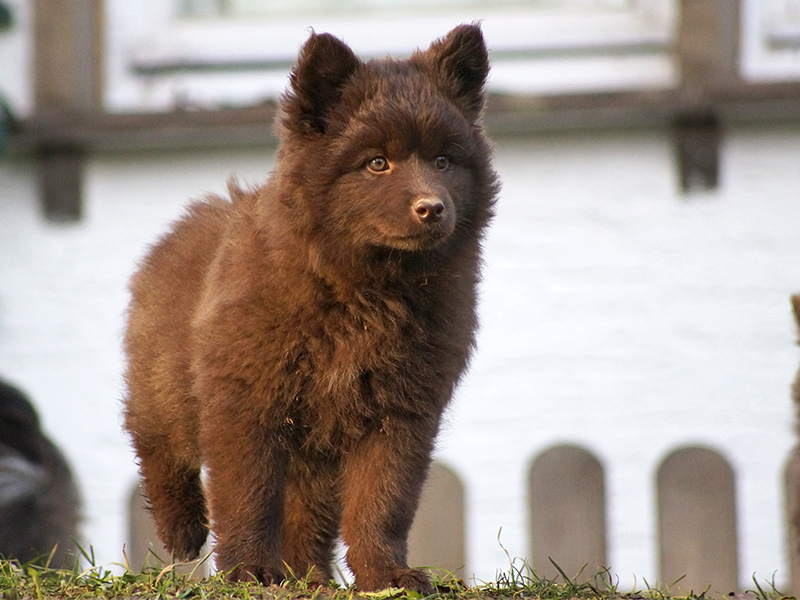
[340,416,437,595]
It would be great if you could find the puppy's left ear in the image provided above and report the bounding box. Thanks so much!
[421,24,490,122]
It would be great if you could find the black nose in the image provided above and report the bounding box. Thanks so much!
[412,197,445,223]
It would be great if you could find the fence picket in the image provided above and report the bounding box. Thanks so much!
[528,444,607,581]
[657,446,738,593]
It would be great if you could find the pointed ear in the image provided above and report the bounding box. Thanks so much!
[421,24,489,121]
[282,32,361,135]
[792,294,800,328]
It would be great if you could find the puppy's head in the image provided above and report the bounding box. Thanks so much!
[275,25,495,254]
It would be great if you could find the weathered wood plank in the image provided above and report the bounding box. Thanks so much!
[657,446,739,593]
[528,445,607,581]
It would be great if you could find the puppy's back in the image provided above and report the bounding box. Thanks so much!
[124,196,232,458]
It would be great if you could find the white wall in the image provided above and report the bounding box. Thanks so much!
[1,124,799,587]
[450,125,800,586]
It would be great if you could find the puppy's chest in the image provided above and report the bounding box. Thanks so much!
[290,304,425,447]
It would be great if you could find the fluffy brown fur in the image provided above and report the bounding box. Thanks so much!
[788,294,800,593]
[123,24,497,592]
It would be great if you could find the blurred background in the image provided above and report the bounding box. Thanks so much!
[2,0,800,594]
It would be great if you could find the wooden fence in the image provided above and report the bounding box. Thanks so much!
[127,443,767,592]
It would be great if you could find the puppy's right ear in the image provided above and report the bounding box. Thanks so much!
[281,32,361,135]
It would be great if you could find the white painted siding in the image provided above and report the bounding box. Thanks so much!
[1,124,799,587]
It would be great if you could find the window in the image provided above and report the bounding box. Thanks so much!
[105,0,678,112]
[741,0,800,82]
[180,0,634,18]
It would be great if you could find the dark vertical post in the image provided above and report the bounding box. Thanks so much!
[32,0,103,221]
[673,0,740,193]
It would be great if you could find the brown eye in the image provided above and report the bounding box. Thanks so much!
[367,156,390,172]
[435,155,449,170]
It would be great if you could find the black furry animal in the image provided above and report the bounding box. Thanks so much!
[0,379,81,564]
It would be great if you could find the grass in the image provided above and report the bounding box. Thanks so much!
[0,549,793,600]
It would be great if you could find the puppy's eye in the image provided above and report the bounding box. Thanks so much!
[367,156,390,172]
[435,155,449,170]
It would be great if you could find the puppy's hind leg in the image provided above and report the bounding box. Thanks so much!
[136,444,209,562]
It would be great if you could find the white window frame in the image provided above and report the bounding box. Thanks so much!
[0,0,33,116]
[740,0,800,82]
[105,0,678,113]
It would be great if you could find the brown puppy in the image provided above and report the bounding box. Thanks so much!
[788,294,800,593]
[123,24,498,592]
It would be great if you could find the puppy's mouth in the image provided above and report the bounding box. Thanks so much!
[370,201,458,251]
[381,228,452,251]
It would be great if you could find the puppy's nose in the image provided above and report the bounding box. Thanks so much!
[412,197,445,223]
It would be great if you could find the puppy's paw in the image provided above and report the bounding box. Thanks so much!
[391,568,434,596]
[226,563,285,585]
[162,523,208,562]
